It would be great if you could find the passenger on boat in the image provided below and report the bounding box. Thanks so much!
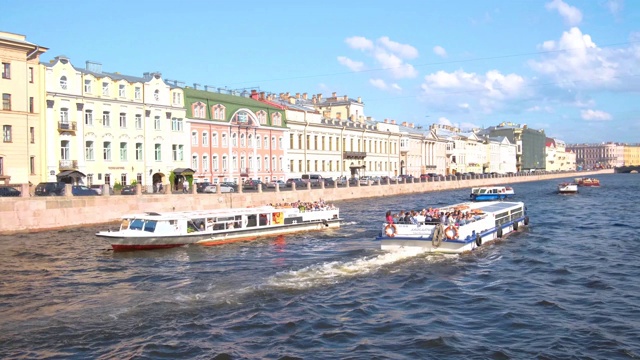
[386,211,394,224]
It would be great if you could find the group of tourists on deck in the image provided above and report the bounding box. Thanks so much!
[386,207,483,226]
[268,199,337,212]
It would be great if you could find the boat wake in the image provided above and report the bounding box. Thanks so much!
[265,247,444,290]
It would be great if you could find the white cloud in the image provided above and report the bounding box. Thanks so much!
[345,36,373,51]
[378,36,419,59]
[604,0,623,15]
[437,117,453,126]
[369,78,388,90]
[581,109,612,121]
[529,27,640,91]
[337,56,365,72]
[458,103,470,111]
[433,46,447,58]
[339,35,419,81]
[421,69,527,100]
[545,0,583,26]
[391,83,402,91]
[526,105,554,113]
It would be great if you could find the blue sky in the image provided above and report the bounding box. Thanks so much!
[3,0,639,143]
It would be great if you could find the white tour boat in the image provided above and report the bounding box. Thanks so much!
[470,186,515,201]
[97,204,340,251]
[557,182,578,194]
[376,201,528,254]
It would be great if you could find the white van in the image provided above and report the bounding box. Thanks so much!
[301,174,323,186]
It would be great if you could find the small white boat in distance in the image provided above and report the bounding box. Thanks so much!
[558,182,578,194]
[376,201,528,254]
[470,186,514,201]
[97,204,340,251]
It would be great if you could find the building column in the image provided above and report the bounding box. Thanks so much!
[46,100,57,182]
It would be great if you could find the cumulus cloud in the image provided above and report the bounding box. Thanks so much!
[369,78,387,90]
[339,35,420,83]
[391,83,402,91]
[581,109,612,121]
[379,36,419,59]
[604,0,623,15]
[421,69,527,100]
[526,105,554,113]
[345,36,373,51]
[529,27,640,91]
[337,56,365,72]
[437,117,453,126]
[545,0,583,26]
[433,45,447,58]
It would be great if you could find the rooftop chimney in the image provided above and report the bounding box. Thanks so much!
[303,93,308,100]
[343,95,348,101]
[193,83,200,90]
[357,97,362,103]
[391,120,396,125]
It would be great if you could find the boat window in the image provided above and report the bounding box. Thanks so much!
[510,208,523,221]
[143,220,157,232]
[129,219,144,230]
[494,211,510,226]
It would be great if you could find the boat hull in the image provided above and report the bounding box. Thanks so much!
[98,218,341,251]
[470,194,513,201]
[377,218,525,254]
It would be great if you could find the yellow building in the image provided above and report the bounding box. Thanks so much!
[623,144,640,166]
[0,31,47,185]
[44,56,187,190]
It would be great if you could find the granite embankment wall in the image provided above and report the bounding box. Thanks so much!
[0,170,611,234]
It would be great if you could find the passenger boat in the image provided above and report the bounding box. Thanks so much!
[575,177,600,187]
[470,186,514,201]
[375,201,528,254]
[558,182,578,194]
[96,204,341,251]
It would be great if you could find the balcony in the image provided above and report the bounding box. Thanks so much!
[240,167,250,177]
[59,159,78,170]
[58,121,77,133]
[343,151,366,160]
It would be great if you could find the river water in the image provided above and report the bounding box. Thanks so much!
[1,174,639,359]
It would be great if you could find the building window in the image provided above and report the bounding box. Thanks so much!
[119,84,125,97]
[105,174,111,187]
[121,173,128,186]
[177,145,183,161]
[171,117,180,131]
[84,79,91,93]
[272,136,276,149]
[2,93,11,111]
[29,67,34,83]
[0,157,3,175]
[191,131,198,146]
[154,89,159,101]
[2,63,10,79]
[212,155,218,171]
[273,157,277,171]
[248,134,253,148]
[264,136,269,149]
[83,110,93,126]
[102,82,109,96]
[279,137,283,149]
[85,141,94,161]
[192,155,198,170]
[119,113,127,128]
[232,133,237,147]
[60,76,67,90]
[59,108,69,125]
[30,127,34,143]
[257,135,261,149]
[30,156,35,175]
[135,114,142,129]
[103,111,110,127]
[240,133,245,147]
[137,173,142,184]
[172,92,181,105]
[202,132,208,146]
[202,155,209,172]
[120,142,127,161]
[222,155,228,171]
[222,133,228,147]
[212,132,218,147]
[134,86,141,100]
[3,125,12,142]
[154,144,161,161]
[172,145,179,161]
[135,143,142,160]
[103,141,112,161]
[264,156,269,171]
[154,116,160,130]
[60,140,70,160]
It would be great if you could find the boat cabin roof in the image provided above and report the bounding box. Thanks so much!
[121,205,281,221]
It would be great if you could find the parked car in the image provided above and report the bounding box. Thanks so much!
[323,177,335,187]
[203,184,235,193]
[398,174,415,182]
[196,182,212,193]
[419,174,430,181]
[90,184,114,195]
[0,186,21,197]
[243,179,263,190]
[336,176,348,186]
[221,182,239,191]
[301,174,323,187]
[71,185,99,196]
[286,178,307,188]
[120,185,136,195]
[359,176,373,186]
[35,182,67,196]
[266,180,286,188]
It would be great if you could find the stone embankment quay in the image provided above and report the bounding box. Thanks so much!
[0,170,611,235]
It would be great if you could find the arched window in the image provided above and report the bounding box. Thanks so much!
[264,136,269,149]
[212,132,218,147]
[60,76,67,90]
[248,134,253,147]
[232,133,237,147]
[154,89,159,101]
[240,133,245,147]
[222,133,228,147]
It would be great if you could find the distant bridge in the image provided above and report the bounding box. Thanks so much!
[614,166,640,173]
